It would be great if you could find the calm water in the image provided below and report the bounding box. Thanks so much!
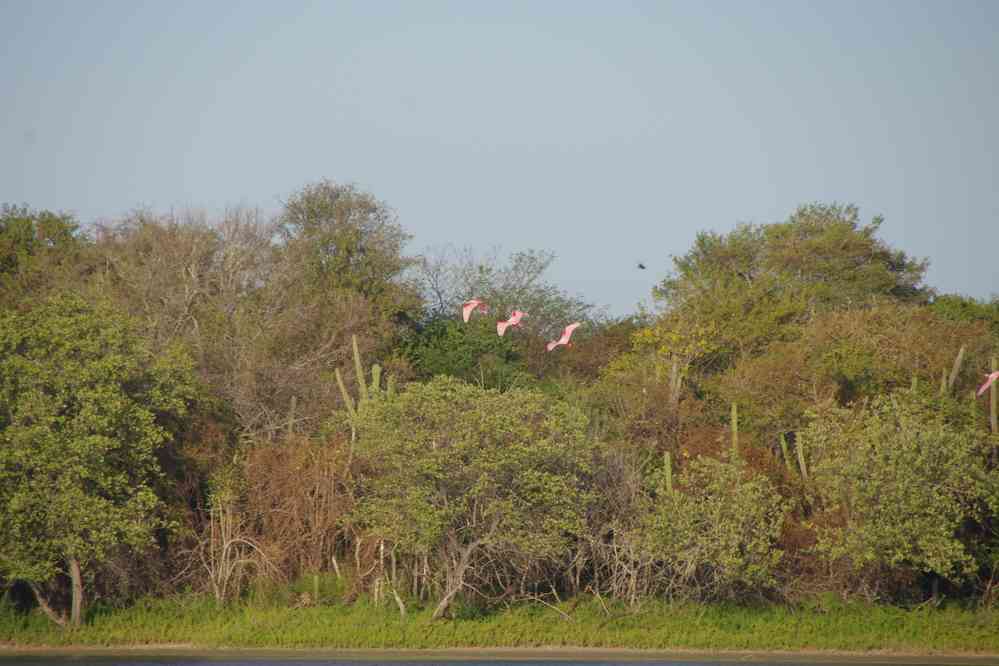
[3,658,998,666]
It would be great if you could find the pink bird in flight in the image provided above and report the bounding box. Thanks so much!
[497,310,526,336]
[461,299,488,323]
[977,371,999,397]
[547,322,581,352]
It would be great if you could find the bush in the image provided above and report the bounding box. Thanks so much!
[803,390,995,596]
[643,456,788,600]
[351,376,594,617]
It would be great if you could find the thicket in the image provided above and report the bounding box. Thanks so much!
[1,193,998,631]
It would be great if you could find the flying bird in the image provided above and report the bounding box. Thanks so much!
[546,322,581,352]
[497,310,526,336]
[977,371,999,397]
[636,262,647,270]
[461,299,488,323]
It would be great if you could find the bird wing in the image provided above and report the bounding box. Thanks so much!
[461,300,481,323]
[978,372,999,397]
[547,322,581,351]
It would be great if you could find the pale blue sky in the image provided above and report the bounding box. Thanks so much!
[2,0,997,314]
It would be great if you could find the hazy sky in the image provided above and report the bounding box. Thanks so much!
[3,0,997,315]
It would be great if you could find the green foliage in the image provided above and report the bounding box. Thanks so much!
[0,204,88,306]
[931,293,999,342]
[652,203,929,371]
[279,180,420,317]
[0,294,197,589]
[3,190,998,621]
[0,595,999,648]
[352,376,593,571]
[11,591,998,653]
[643,457,789,599]
[803,390,996,586]
[401,316,533,389]
[716,304,992,440]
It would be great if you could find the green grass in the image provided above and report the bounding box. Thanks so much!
[2,592,998,654]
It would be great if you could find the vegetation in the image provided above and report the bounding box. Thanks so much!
[2,592,999,653]
[1,189,998,653]
[0,295,197,626]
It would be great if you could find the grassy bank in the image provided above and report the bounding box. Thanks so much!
[2,594,998,654]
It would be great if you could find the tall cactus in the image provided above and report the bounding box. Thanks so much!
[779,433,794,476]
[286,395,297,438]
[796,434,809,482]
[663,451,673,494]
[334,368,356,420]
[336,334,396,440]
[352,335,369,402]
[991,356,998,435]
[946,345,966,394]
[730,403,739,459]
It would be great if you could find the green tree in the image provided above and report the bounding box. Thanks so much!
[401,316,533,390]
[0,204,89,308]
[930,293,999,342]
[415,246,597,377]
[643,456,788,600]
[715,303,992,444]
[279,180,420,318]
[803,390,995,595]
[351,376,593,618]
[0,295,197,626]
[651,203,929,371]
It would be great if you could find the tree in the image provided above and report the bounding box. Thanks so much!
[0,204,89,308]
[0,295,197,626]
[643,456,788,600]
[90,206,391,438]
[400,316,533,390]
[930,294,999,342]
[351,376,593,618]
[715,303,992,444]
[651,204,930,371]
[803,390,995,596]
[279,180,420,319]
[413,246,597,377]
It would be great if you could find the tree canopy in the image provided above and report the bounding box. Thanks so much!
[0,294,198,625]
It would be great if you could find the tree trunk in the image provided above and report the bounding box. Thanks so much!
[68,557,83,627]
[431,539,482,620]
[27,582,66,627]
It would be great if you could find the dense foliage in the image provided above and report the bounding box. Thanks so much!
[1,189,997,631]
[0,295,197,625]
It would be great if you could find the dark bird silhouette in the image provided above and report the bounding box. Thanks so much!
[636,262,647,270]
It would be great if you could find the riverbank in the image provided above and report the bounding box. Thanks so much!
[3,645,999,664]
[2,595,998,655]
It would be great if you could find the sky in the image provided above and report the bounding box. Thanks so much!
[2,0,997,315]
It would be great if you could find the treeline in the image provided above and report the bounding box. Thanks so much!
[1,183,998,628]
